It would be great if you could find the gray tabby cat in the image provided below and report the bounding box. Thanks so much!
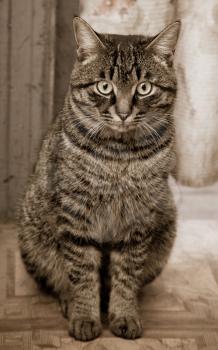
[19,17,180,341]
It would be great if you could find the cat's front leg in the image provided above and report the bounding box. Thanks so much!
[109,221,176,339]
[59,230,102,341]
[108,232,149,339]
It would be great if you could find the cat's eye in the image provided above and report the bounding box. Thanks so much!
[136,81,152,96]
[96,80,113,95]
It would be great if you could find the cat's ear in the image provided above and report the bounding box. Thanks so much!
[73,17,105,62]
[146,21,181,56]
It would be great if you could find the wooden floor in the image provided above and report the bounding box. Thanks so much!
[0,182,218,349]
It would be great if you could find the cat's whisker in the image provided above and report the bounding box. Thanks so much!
[140,122,160,142]
[139,124,161,152]
[86,122,104,140]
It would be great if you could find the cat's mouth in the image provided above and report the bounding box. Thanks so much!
[107,121,137,133]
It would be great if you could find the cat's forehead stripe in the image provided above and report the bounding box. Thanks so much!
[109,44,139,83]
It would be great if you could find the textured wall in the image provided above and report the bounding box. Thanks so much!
[80,0,175,34]
[174,0,218,185]
[0,0,56,219]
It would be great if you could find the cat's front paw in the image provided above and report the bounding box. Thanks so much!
[69,317,102,341]
[110,315,142,339]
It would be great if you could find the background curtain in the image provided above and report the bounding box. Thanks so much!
[0,0,56,219]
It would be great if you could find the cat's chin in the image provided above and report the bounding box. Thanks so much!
[103,123,142,141]
[106,123,137,133]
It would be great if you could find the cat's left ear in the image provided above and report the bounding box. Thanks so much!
[146,21,181,56]
[73,17,105,62]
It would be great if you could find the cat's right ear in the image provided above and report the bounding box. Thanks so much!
[73,17,105,63]
[146,21,181,56]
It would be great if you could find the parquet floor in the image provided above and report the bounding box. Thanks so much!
[0,183,218,349]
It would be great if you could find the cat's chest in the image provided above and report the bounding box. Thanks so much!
[89,160,155,213]
[89,168,156,242]
[92,167,141,204]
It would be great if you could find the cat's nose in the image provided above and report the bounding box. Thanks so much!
[118,112,129,121]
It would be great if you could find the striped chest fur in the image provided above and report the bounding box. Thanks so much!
[56,124,174,243]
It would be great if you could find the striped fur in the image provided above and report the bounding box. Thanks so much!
[18,18,180,341]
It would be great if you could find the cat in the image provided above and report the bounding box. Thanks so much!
[18,17,180,341]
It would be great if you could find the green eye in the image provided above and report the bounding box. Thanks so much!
[136,81,152,96]
[96,80,113,95]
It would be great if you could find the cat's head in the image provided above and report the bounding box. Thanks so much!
[69,17,180,136]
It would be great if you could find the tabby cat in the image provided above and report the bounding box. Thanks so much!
[19,17,180,341]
